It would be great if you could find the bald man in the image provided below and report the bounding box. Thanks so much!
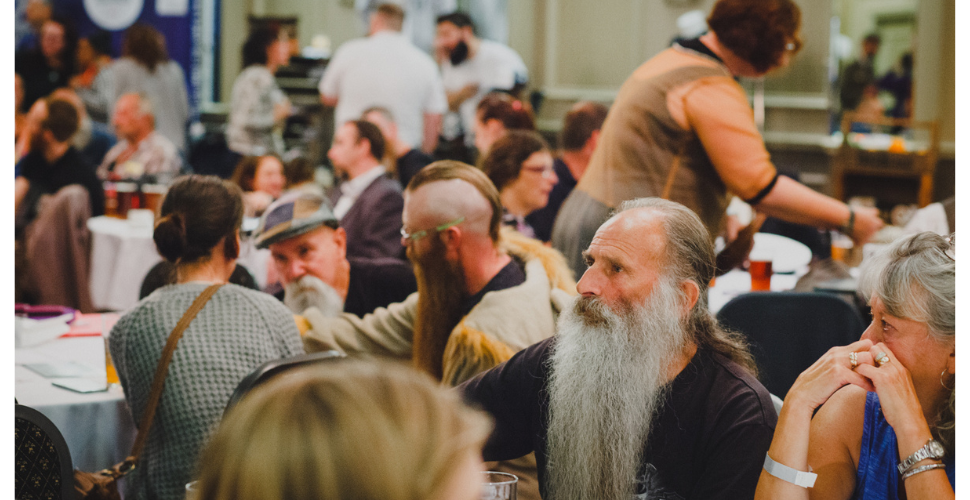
[300,160,576,500]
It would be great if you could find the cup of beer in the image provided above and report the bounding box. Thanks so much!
[748,250,773,292]
[142,184,167,217]
[830,231,853,263]
[115,182,138,219]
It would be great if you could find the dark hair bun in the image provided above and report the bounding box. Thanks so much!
[154,212,188,262]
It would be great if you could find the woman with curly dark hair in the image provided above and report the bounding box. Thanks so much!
[109,24,190,151]
[478,130,557,239]
[473,92,534,157]
[552,0,885,279]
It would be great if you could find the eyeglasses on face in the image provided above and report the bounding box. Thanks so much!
[400,216,466,245]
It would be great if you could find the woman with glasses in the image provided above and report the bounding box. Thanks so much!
[479,131,558,240]
[755,232,955,499]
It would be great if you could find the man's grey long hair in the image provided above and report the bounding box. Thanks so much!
[614,198,757,375]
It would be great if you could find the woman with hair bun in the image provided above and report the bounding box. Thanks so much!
[109,174,304,500]
[474,92,535,156]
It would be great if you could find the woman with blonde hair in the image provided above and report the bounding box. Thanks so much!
[755,232,955,499]
[194,360,492,500]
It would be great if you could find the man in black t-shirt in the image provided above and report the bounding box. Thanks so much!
[461,197,777,500]
[255,191,417,318]
[15,97,105,226]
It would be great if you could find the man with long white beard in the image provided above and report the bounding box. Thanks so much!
[254,191,417,318]
[297,161,576,500]
[461,197,777,500]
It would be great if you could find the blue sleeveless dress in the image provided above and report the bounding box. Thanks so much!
[853,392,954,499]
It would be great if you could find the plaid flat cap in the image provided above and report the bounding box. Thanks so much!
[254,192,339,249]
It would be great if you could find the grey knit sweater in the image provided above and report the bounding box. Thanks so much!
[109,283,305,500]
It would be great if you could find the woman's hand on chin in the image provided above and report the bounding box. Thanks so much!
[853,343,932,443]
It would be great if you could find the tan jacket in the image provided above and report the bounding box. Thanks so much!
[302,229,575,500]
[302,228,575,385]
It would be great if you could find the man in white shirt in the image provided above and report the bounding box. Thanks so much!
[434,12,527,148]
[327,120,405,260]
[353,0,456,54]
[319,3,446,154]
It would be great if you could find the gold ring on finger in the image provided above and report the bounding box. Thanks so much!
[849,351,859,368]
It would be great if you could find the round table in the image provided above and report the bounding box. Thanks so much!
[87,216,273,311]
[15,329,137,473]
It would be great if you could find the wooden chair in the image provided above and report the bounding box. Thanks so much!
[831,113,939,208]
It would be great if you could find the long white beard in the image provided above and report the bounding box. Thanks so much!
[545,279,689,500]
[283,275,345,317]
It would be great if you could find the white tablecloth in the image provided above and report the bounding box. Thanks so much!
[15,335,137,473]
[708,268,805,314]
[88,216,162,311]
[87,216,273,312]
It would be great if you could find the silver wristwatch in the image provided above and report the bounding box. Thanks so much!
[897,439,946,474]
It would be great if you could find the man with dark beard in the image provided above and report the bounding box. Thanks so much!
[434,12,527,151]
[461,197,777,500]
[300,161,575,500]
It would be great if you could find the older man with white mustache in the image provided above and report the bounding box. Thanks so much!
[461,197,777,500]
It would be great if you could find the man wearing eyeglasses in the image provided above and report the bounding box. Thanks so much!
[298,160,575,500]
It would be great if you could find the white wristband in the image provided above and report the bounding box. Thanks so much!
[763,454,817,488]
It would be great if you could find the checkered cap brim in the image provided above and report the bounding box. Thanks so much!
[254,192,339,249]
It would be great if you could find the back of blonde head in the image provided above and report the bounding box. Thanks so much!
[195,360,491,500]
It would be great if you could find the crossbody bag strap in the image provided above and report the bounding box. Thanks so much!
[126,283,223,462]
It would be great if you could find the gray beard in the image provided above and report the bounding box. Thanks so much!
[283,275,345,317]
[545,279,689,500]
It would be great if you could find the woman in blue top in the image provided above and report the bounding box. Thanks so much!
[755,232,954,500]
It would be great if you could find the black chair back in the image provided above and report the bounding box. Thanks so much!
[16,404,74,500]
[224,350,345,416]
[717,292,867,398]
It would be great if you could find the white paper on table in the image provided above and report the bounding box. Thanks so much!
[15,315,72,348]
[156,0,188,16]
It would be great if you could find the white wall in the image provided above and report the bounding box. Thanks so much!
[215,0,954,149]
